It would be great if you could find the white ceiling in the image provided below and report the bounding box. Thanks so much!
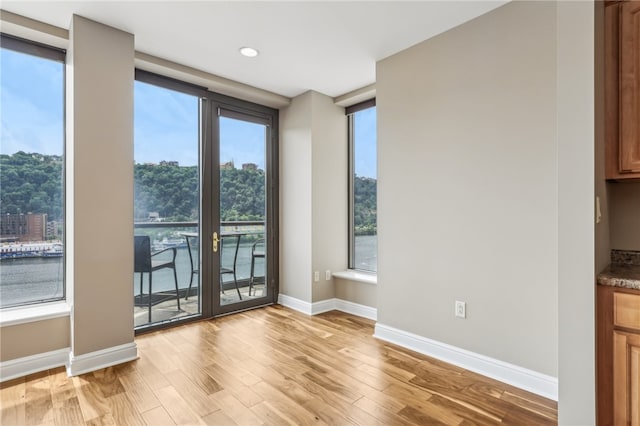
[1,1,507,99]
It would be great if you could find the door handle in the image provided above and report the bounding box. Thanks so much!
[212,232,219,253]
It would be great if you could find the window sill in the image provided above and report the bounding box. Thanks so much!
[0,301,70,327]
[332,270,377,285]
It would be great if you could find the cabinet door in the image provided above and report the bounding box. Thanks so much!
[620,1,640,173]
[614,331,640,426]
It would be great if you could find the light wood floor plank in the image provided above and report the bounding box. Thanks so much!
[164,370,221,417]
[117,371,160,414]
[201,409,238,426]
[88,369,125,399]
[53,396,84,426]
[249,400,294,426]
[49,367,76,408]
[141,406,175,426]
[24,396,53,426]
[130,352,171,392]
[153,385,204,426]
[353,395,416,426]
[0,377,26,425]
[2,306,557,425]
[209,389,263,426]
[72,376,111,422]
[23,371,54,426]
[251,380,327,425]
[202,362,264,408]
[301,397,359,426]
[105,393,145,426]
[84,412,116,426]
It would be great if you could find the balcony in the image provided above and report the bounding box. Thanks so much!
[134,220,265,328]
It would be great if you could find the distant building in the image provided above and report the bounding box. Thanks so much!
[46,220,61,239]
[242,163,258,171]
[220,161,235,170]
[0,213,47,242]
[159,160,179,167]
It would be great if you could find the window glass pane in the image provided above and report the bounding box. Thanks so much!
[219,116,267,306]
[352,106,377,272]
[133,79,200,328]
[0,44,65,308]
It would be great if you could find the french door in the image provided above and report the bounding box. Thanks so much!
[204,96,278,316]
[134,71,277,331]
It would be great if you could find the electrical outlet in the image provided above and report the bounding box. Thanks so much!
[325,270,331,280]
[314,271,320,282]
[455,301,466,319]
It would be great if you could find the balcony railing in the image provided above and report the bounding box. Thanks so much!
[133,221,264,272]
[133,220,266,327]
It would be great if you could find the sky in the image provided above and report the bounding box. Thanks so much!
[1,48,64,156]
[1,46,376,178]
[354,107,377,179]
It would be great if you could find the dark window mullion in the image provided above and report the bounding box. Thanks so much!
[0,33,65,62]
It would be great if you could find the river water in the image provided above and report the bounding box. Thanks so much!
[1,236,376,308]
[0,244,260,308]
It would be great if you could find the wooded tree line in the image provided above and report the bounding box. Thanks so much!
[1,152,376,231]
[0,152,63,220]
[354,176,377,235]
[135,164,267,222]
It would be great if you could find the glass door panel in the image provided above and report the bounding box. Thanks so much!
[217,114,269,309]
[133,78,201,329]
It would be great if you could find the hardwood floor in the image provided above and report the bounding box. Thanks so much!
[1,305,557,425]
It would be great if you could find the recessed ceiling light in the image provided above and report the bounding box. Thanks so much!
[239,47,259,58]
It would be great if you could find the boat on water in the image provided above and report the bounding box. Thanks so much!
[151,238,187,251]
[0,242,63,260]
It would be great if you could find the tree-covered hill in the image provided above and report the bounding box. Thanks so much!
[134,163,199,222]
[134,163,266,222]
[354,176,377,235]
[0,152,63,220]
[1,152,377,232]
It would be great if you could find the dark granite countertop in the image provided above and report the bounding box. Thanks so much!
[597,250,640,290]
[597,264,640,290]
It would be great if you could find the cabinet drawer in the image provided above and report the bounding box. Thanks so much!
[614,292,640,331]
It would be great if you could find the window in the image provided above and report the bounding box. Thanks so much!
[133,71,202,328]
[0,34,66,308]
[348,100,377,272]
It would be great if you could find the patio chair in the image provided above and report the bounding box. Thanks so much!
[249,238,265,296]
[220,234,242,300]
[184,233,199,300]
[134,235,180,323]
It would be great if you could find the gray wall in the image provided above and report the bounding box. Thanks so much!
[556,2,596,423]
[0,318,69,361]
[279,91,349,304]
[377,1,559,377]
[335,279,377,308]
[279,93,313,302]
[67,15,135,357]
[609,182,640,251]
[311,92,347,302]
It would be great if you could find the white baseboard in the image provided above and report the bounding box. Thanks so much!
[67,342,138,377]
[277,294,377,321]
[335,299,377,320]
[311,299,337,315]
[278,294,313,315]
[374,323,558,401]
[0,348,69,382]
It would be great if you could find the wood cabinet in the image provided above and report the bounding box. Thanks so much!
[614,331,640,425]
[606,1,640,180]
[598,286,640,425]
